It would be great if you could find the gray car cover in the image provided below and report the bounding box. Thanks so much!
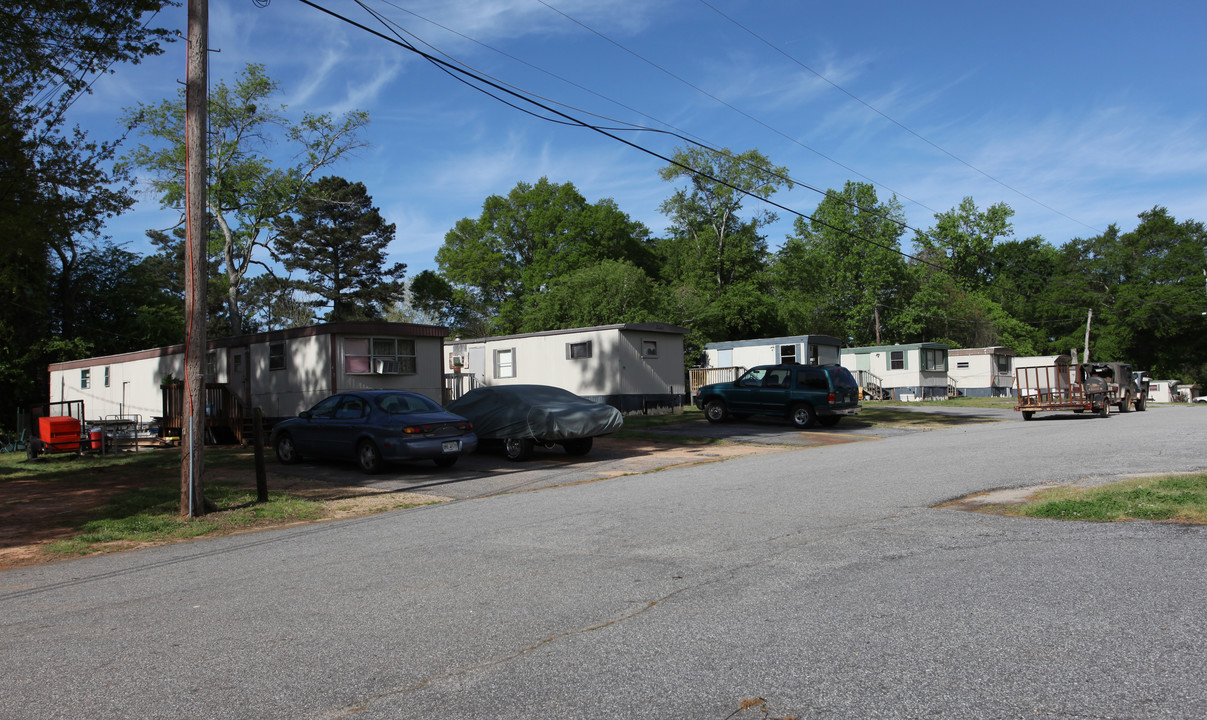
[446,385,623,441]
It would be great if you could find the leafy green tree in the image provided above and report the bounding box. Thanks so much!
[273,177,406,323]
[775,181,910,344]
[656,146,791,342]
[914,197,1015,291]
[123,63,369,335]
[1050,208,1207,385]
[657,146,791,292]
[433,178,654,334]
[522,260,665,330]
[0,1,173,413]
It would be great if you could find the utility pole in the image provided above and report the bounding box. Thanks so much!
[874,305,881,345]
[1083,308,1093,366]
[182,0,208,517]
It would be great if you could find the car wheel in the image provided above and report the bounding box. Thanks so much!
[274,433,300,464]
[818,416,841,427]
[433,455,458,468]
[504,437,534,461]
[357,439,383,474]
[562,437,593,456]
[790,403,816,429]
[704,399,728,423]
[1136,397,1147,411]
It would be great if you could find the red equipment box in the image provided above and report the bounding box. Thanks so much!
[38,416,82,453]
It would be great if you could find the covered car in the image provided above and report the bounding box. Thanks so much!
[271,390,477,474]
[446,385,623,460]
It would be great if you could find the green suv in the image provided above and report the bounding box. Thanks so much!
[693,364,861,429]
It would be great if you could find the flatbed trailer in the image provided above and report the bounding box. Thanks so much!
[1014,363,1110,420]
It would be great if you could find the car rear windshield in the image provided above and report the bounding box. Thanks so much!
[376,393,442,414]
[828,366,858,390]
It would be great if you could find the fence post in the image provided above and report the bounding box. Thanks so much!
[253,407,267,502]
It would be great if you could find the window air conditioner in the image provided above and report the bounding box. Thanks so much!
[375,359,399,374]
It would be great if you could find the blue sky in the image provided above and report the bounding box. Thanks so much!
[76,0,1207,279]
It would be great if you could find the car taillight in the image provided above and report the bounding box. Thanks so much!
[403,424,437,434]
[828,392,836,403]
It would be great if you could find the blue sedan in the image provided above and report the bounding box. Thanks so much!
[271,390,478,473]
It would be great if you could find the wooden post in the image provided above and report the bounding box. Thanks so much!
[1083,308,1093,365]
[253,407,268,502]
[181,0,208,517]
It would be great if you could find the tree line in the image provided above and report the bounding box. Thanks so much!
[3,6,1204,425]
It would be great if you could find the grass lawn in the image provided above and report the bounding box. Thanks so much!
[1004,473,1207,524]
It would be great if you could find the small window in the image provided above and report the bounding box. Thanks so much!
[81,369,91,389]
[641,340,658,359]
[103,366,110,388]
[922,348,946,371]
[779,344,797,364]
[799,367,828,391]
[494,348,516,378]
[995,355,1010,373]
[956,361,970,369]
[344,337,416,375]
[567,341,592,360]
[233,353,243,373]
[890,351,905,370]
[269,342,286,371]
[206,350,217,379]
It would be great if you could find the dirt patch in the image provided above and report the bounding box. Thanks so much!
[936,485,1054,515]
[0,466,446,571]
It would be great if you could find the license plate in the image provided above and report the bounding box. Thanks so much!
[441,440,460,453]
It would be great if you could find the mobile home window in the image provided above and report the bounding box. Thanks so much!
[494,348,516,378]
[641,340,658,359]
[103,366,110,387]
[922,348,946,371]
[956,361,970,369]
[81,369,91,389]
[889,351,905,370]
[995,354,1010,373]
[344,337,417,375]
[779,344,797,364]
[567,341,592,359]
[206,350,217,379]
[269,342,286,371]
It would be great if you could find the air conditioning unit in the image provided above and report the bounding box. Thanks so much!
[375,359,399,374]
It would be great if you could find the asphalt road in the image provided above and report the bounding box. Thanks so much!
[2,405,1205,719]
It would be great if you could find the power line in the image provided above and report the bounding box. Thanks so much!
[695,0,1103,236]
[293,0,1207,321]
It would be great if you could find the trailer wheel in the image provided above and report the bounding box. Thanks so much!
[1021,411,1034,421]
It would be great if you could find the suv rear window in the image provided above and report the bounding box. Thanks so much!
[828,366,858,390]
[798,367,829,391]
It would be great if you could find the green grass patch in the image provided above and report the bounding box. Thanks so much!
[43,480,326,556]
[1010,473,1207,523]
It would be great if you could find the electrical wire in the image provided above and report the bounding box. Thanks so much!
[293,0,1207,321]
[695,0,1102,236]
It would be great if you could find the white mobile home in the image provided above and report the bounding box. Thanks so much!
[948,347,1016,397]
[840,343,951,400]
[47,322,449,439]
[446,323,688,414]
[702,335,842,369]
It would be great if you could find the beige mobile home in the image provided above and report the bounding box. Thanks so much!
[446,323,688,414]
[947,347,1016,397]
[47,322,449,440]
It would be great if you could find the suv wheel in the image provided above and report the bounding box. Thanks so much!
[1118,392,1132,413]
[704,399,729,423]
[790,403,816,429]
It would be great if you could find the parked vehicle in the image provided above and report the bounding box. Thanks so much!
[1084,362,1145,412]
[446,385,623,461]
[1015,363,1112,420]
[271,390,477,473]
[693,363,861,429]
[1132,369,1152,409]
